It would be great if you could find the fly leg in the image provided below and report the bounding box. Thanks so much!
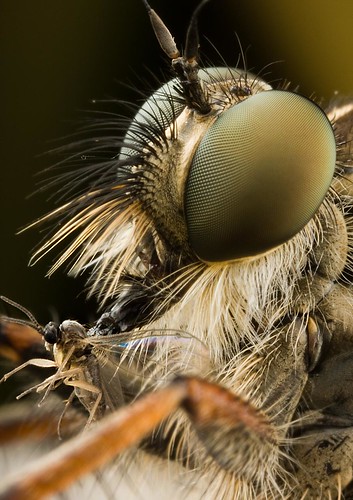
[0,375,276,500]
[0,314,318,500]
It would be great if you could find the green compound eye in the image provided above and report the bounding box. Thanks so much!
[185,90,336,262]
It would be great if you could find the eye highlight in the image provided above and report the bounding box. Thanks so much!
[185,90,336,262]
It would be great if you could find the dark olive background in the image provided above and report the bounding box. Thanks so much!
[1,0,353,325]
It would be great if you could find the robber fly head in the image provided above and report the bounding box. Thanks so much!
[29,1,336,315]
[127,1,336,263]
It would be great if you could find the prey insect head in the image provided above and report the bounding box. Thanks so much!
[1,296,60,346]
[43,322,61,345]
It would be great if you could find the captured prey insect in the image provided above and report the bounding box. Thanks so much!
[0,297,125,429]
[2,0,353,498]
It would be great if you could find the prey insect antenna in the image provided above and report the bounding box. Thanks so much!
[0,296,43,334]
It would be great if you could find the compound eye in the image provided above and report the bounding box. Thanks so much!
[185,90,336,262]
[43,321,60,344]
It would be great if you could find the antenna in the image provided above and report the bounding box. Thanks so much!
[141,0,180,59]
[0,296,43,334]
[142,0,212,114]
[185,0,211,62]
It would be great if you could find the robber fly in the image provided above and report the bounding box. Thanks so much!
[1,0,353,498]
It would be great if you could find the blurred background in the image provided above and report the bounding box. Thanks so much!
[1,0,353,325]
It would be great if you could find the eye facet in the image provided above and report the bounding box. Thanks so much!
[185,90,336,262]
